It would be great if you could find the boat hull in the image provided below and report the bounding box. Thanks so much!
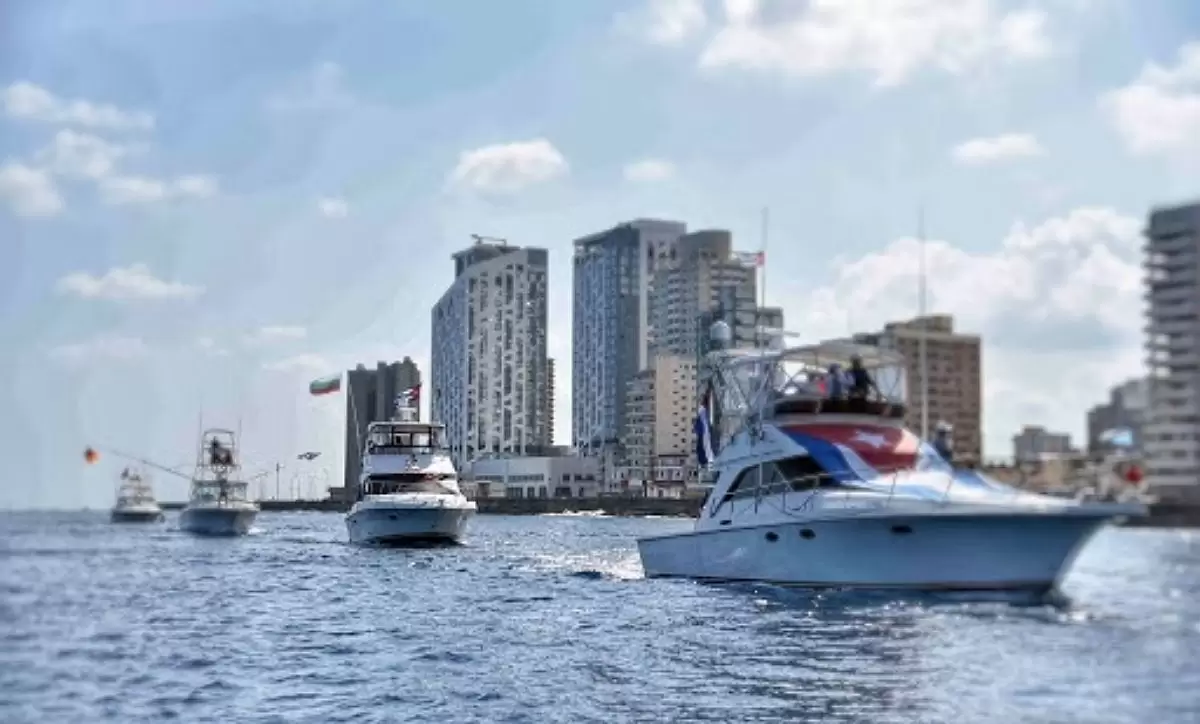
[110,507,164,523]
[178,505,258,536]
[637,511,1114,592]
[346,504,474,546]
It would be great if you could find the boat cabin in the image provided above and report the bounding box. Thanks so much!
[363,421,445,456]
[115,468,156,506]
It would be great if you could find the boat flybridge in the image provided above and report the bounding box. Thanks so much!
[178,428,259,536]
[345,399,476,546]
[110,466,164,523]
[636,331,1147,593]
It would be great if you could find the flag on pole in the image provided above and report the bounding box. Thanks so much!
[309,374,342,396]
[694,383,716,467]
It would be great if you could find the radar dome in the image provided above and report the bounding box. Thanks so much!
[709,320,732,347]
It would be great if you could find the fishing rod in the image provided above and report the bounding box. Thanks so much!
[83,446,193,481]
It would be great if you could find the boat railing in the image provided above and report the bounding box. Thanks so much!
[710,461,1026,520]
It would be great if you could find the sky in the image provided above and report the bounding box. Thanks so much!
[1,0,1198,509]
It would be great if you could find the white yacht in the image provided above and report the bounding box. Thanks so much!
[345,398,476,546]
[110,466,164,523]
[178,428,259,536]
[636,330,1147,593]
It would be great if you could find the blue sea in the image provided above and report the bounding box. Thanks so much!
[1,512,1197,723]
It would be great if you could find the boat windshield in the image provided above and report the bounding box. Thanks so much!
[363,472,456,495]
[366,424,444,455]
[191,480,250,503]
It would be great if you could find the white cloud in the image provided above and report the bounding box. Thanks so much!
[1102,42,1200,158]
[48,335,150,364]
[0,162,64,218]
[683,0,1051,86]
[98,174,218,204]
[624,158,677,182]
[55,263,205,301]
[317,196,349,218]
[245,326,309,345]
[35,129,128,180]
[793,207,1143,454]
[262,353,331,373]
[265,62,353,113]
[2,81,154,131]
[629,0,708,45]
[196,336,231,357]
[951,133,1044,165]
[447,138,568,194]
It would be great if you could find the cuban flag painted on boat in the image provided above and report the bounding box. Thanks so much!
[784,424,922,476]
[784,423,1020,501]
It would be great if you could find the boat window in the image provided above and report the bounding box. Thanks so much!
[718,465,761,505]
[363,473,456,496]
[774,456,842,490]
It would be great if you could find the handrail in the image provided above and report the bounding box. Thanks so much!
[709,459,987,521]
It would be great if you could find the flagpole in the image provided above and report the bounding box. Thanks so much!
[918,204,929,441]
[759,206,769,311]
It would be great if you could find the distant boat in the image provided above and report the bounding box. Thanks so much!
[178,428,259,536]
[110,466,164,523]
[345,392,476,546]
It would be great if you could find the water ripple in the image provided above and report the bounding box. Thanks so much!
[0,511,1196,723]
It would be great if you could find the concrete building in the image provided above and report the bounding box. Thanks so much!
[545,358,556,445]
[619,354,698,487]
[431,238,551,469]
[1144,200,1200,501]
[343,358,422,488]
[853,314,983,462]
[462,452,600,499]
[572,220,777,485]
[1086,378,1149,455]
[571,219,687,459]
[1012,425,1074,463]
[649,230,760,361]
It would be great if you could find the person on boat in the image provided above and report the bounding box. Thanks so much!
[825,363,847,400]
[847,355,878,401]
[932,421,954,464]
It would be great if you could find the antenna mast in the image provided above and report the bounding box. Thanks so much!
[917,205,929,441]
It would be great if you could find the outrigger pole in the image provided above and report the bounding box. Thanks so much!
[85,446,193,481]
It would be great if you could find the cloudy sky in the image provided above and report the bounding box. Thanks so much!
[2,0,1198,509]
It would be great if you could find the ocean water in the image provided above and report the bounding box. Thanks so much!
[1,512,1197,724]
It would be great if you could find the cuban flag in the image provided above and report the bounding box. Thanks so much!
[695,388,716,467]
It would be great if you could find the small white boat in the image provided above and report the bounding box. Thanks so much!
[636,333,1146,593]
[345,395,476,545]
[110,466,164,523]
[178,428,259,537]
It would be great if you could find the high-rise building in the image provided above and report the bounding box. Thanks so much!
[343,358,421,488]
[853,314,983,462]
[650,230,759,361]
[1086,378,1148,455]
[572,219,687,457]
[431,238,551,469]
[572,220,778,485]
[1143,200,1200,502]
[545,357,556,446]
[1012,425,1074,463]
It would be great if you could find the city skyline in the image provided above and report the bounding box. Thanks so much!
[2,0,1198,508]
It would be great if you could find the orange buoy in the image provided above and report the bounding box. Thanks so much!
[83,447,99,464]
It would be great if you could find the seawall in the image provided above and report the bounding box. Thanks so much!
[157,498,1200,526]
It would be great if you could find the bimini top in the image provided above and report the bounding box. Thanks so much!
[714,339,907,370]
